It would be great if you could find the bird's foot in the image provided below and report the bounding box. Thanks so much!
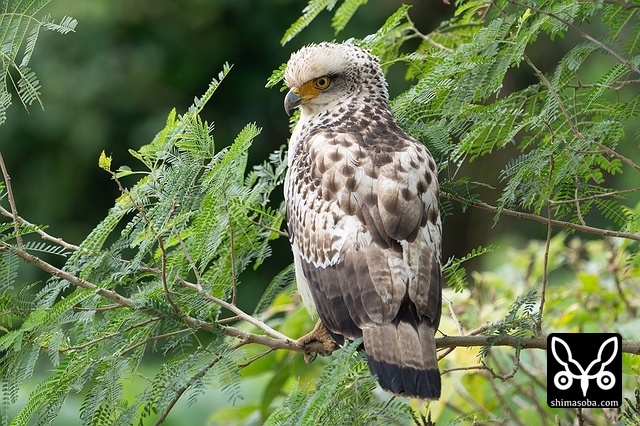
[296,320,339,363]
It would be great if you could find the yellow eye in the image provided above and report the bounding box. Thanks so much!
[315,76,331,90]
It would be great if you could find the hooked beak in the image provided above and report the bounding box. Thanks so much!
[284,89,302,116]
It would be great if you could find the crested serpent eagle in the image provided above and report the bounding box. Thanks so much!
[283,42,442,399]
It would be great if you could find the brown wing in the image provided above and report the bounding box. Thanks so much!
[286,119,441,337]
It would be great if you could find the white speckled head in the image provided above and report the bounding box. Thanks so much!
[283,42,389,117]
[285,43,352,87]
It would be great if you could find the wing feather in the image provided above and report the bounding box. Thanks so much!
[286,126,441,335]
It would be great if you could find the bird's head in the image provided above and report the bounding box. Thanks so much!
[283,42,388,117]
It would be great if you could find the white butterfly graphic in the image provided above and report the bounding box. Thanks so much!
[551,336,617,397]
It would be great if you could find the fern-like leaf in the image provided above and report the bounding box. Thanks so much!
[281,0,338,45]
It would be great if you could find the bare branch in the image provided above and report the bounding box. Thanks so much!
[592,140,640,173]
[548,186,640,205]
[0,206,80,251]
[576,0,640,10]
[441,365,488,375]
[537,157,554,335]
[139,265,295,343]
[443,293,464,335]
[444,193,640,242]
[205,293,292,342]
[483,348,521,381]
[0,152,22,246]
[436,334,640,355]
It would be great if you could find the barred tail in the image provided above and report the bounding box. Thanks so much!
[363,316,440,399]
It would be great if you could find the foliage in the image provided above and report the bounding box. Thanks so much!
[1,0,639,425]
[265,340,414,426]
[1,60,290,424]
[0,0,77,126]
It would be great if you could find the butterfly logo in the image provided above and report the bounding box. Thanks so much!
[550,335,618,397]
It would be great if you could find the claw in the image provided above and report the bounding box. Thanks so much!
[296,320,338,363]
[304,351,318,363]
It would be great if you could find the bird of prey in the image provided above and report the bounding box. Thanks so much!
[283,42,442,399]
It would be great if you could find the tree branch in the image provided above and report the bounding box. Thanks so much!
[548,186,640,205]
[0,205,80,251]
[593,140,640,173]
[524,53,584,140]
[576,0,640,10]
[538,156,555,335]
[3,241,314,354]
[444,193,640,242]
[0,152,23,246]
[436,334,640,355]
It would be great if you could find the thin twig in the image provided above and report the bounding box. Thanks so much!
[152,341,246,426]
[483,348,521,381]
[238,348,276,369]
[0,205,80,250]
[508,0,640,75]
[0,152,22,246]
[226,205,238,306]
[537,157,554,335]
[408,20,454,53]
[251,220,288,238]
[576,0,640,10]
[61,317,162,352]
[158,202,182,315]
[524,54,584,140]
[593,140,640,173]
[111,173,183,317]
[604,239,636,317]
[567,79,640,90]
[140,265,294,342]
[204,293,291,342]
[441,365,488,375]
[120,327,193,356]
[574,183,586,226]
[548,186,640,205]
[443,193,640,242]
[72,304,125,312]
[217,315,240,324]
[172,219,203,290]
[484,356,527,426]
[443,293,464,335]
